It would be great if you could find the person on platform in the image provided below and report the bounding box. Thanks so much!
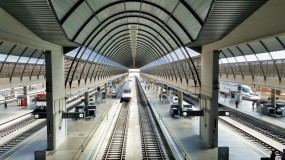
[252,101,255,109]
[235,99,239,109]
[270,150,276,160]
[280,149,285,160]
[4,101,7,109]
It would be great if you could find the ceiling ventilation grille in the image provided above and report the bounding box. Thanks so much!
[128,25,138,66]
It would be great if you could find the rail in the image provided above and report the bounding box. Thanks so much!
[137,78,192,160]
[136,77,179,159]
[0,112,32,126]
[219,110,285,155]
[102,102,129,160]
[150,102,192,160]
[72,102,113,159]
[72,80,127,159]
[138,92,165,159]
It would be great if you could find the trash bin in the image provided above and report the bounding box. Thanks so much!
[218,147,229,160]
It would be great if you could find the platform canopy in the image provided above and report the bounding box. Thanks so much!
[42,0,266,68]
[0,0,268,71]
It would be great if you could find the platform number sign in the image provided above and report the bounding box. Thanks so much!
[34,114,40,119]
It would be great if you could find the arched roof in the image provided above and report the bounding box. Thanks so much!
[0,0,269,87]
[48,0,212,68]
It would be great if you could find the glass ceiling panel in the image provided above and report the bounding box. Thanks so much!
[81,49,92,60]
[235,56,246,62]
[227,57,236,63]
[28,58,38,64]
[0,54,7,61]
[270,50,285,60]
[66,47,128,70]
[220,59,228,64]
[170,52,178,61]
[18,57,29,63]
[245,55,258,62]
[37,59,45,64]
[256,53,271,61]
[140,46,200,70]
[65,47,80,57]
[185,47,200,57]
[175,48,186,60]
[6,55,18,63]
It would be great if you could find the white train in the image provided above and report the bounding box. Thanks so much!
[121,86,132,101]
[219,82,260,101]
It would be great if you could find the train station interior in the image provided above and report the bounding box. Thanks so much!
[0,0,285,159]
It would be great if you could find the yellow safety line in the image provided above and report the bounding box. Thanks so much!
[75,101,119,159]
[153,106,192,160]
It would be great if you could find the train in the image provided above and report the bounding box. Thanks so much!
[121,80,132,101]
[111,88,117,98]
[219,82,260,101]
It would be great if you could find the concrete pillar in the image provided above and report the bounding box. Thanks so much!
[42,83,45,88]
[45,50,66,150]
[23,86,27,96]
[104,83,108,96]
[11,88,15,96]
[156,85,158,93]
[29,85,32,91]
[271,88,276,105]
[200,50,219,148]
[178,90,183,110]
[112,83,117,90]
[84,92,89,116]
[237,84,241,101]
[160,83,164,94]
[96,90,101,104]
[102,83,107,103]
[166,89,170,104]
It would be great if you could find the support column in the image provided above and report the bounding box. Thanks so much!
[105,83,108,96]
[95,86,99,104]
[178,90,183,110]
[102,83,107,103]
[29,85,32,91]
[45,50,66,150]
[166,89,170,104]
[42,83,45,88]
[271,88,276,105]
[160,83,164,94]
[84,92,89,116]
[23,86,27,96]
[156,85,158,93]
[200,50,219,148]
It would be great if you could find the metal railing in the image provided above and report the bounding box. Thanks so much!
[72,102,113,159]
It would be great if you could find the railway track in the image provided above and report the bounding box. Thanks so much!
[179,90,285,155]
[138,98,165,159]
[136,78,166,160]
[0,115,36,139]
[0,119,46,154]
[219,110,285,154]
[102,102,129,160]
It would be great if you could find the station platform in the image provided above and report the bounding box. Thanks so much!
[218,95,285,130]
[1,97,120,160]
[141,82,270,160]
[1,81,127,160]
[0,89,46,125]
[46,98,119,160]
